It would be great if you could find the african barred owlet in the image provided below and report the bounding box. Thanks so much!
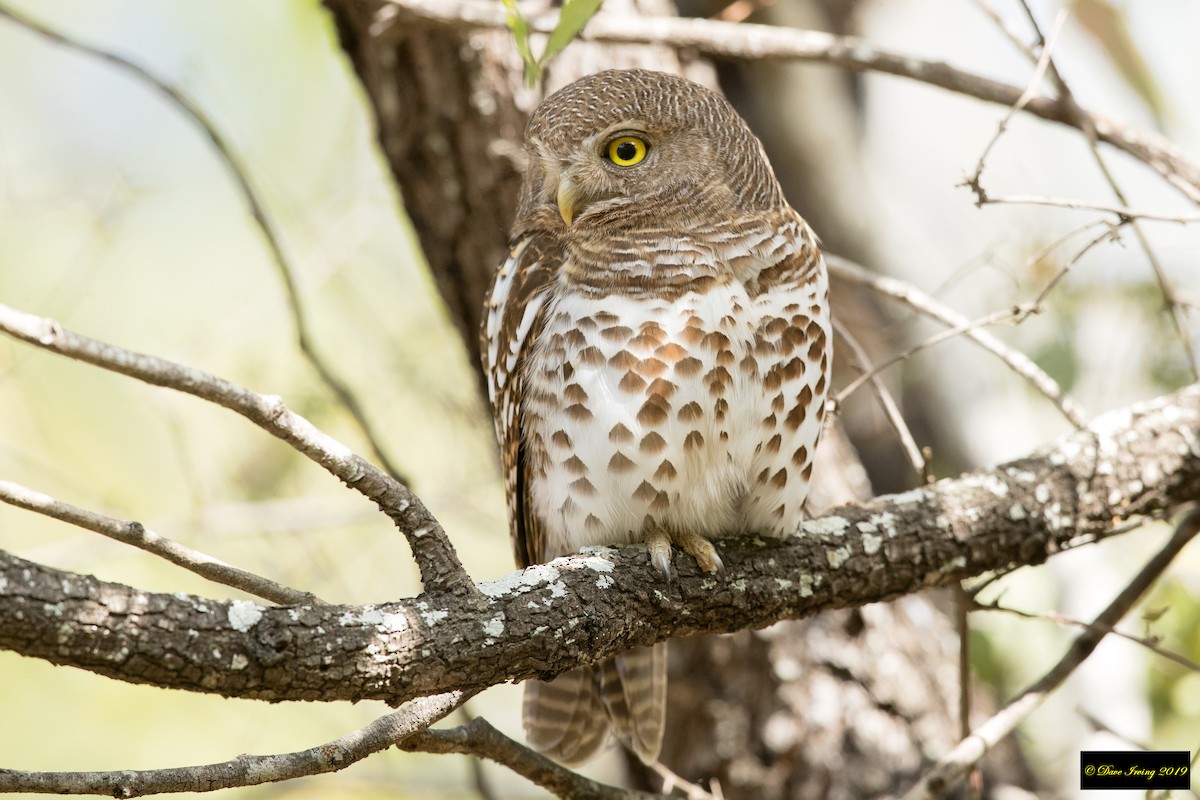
[482,69,830,765]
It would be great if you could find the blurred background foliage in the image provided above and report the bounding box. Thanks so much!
[0,0,1198,798]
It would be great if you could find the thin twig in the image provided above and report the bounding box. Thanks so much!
[0,302,475,595]
[1030,220,1125,308]
[0,2,411,484]
[827,255,1089,428]
[1014,0,1072,95]
[379,0,1200,204]
[953,583,980,800]
[652,760,723,800]
[1077,708,1154,752]
[0,691,473,795]
[835,303,1038,409]
[1099,182,1199,382]
[1025,218,1113,274]
[1086,157,1200,378]
[832,320,928,481]
[971,597,1200,674]
[901,507,1200,800]
[970,0,1040,62]
[0,479,321,606]
[970,193,1200,225]
[980,0,1200,377]
[962,8,1069,201]
[455,703,500,800]
[401,717,667,800]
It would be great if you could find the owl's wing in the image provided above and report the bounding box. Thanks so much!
[741,215,831,535]
[482,231,560,568]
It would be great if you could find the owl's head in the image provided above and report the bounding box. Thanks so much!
[518,69,786,230]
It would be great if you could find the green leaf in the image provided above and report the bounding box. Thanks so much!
[539,0,604,72]
[501,0,540,87]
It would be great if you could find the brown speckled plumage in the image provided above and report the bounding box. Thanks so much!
[482,69,831,766]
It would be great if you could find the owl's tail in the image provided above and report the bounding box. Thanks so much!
[523,642,666,766]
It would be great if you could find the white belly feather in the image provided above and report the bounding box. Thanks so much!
[524,270,829,559]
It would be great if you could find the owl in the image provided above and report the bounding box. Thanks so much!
[482,69,830,766]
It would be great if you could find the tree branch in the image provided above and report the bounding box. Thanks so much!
[0,1,413,484]
[832,321,928,482]
[901,506,1200,800]
[378,0,1200,205]
[0,301,474,596]
[827,255,1089,428]
[0,479,320,607]
[971,599,1200,674]
[0,691,472,796]
[967,0,1200,378]
[402,717,667,800]
[3,383,1198,704]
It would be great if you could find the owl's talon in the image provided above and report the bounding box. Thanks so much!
[673,530,723,574]
[644,530,673,579]
[652,550,672,580]
[700,547,725,575]
[643,527,723,577]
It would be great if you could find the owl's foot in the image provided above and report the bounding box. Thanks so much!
[643,527,725,580]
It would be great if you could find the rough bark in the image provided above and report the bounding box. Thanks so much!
[2,383,1196,707]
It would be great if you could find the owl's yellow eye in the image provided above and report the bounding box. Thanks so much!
[606,136,648,167]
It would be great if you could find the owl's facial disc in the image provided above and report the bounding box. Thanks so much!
[537,122,659,227]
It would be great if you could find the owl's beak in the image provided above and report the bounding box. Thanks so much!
[557,175,581,227]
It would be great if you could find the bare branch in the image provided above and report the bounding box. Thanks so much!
[968,194,1200,225]
[452,704,503,800]
[2,383,1197,705]
[1106,186,1200,381]
[832,321,928,482]
[827,255,1089,428]
[962,8,1069,202]
[834,303,1039,411]
[970,0,1040,63]
[971,598,1200,674]
[402,717,667,800]
[0,2,411,484]
[378,0,1200,204]
[0,479,320,607]
[0,301,474,595]
[650,761,723,800]
[973,2,1200,378]
[0,691,472,796]
[901,506,1200,800]
[953,584,978,796]
[1030,220,1124,308]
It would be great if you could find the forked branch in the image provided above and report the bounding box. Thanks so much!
[902,507,1200,800]
[0,691,473,796]
[0,302,473,595]
[1,383,1197,706]
[0,479,319,607]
